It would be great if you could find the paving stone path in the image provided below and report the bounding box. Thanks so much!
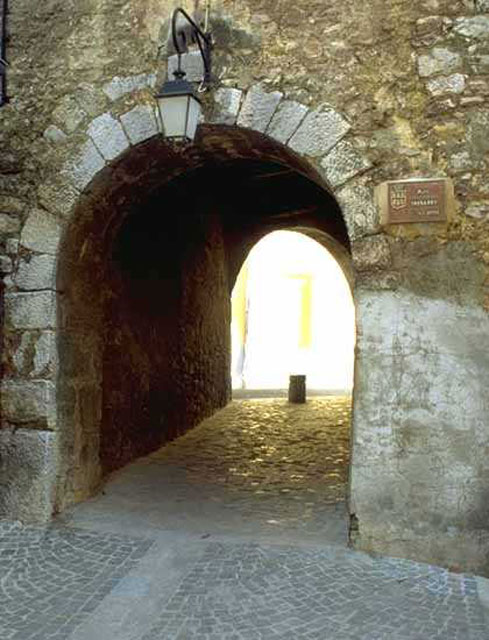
[1,397,488,639]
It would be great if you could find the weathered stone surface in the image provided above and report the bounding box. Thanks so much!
[0,429,57,522]
[426,74,466,96]
[168,52,204,82]
[320,140,372,188]
[237,85,283,133]
[417,48,462,78]
[0,255,12,274]
[20,209,61,255]
[336,183,378,239]
[468,110,489,156]
[0,214,21,235]
[453,16,489,39]
[120,105,158,145]
[15,254,57,290]
[37,179,80,219]
[43,125,68,145]
[212,88,243,125]
[5,291,56,329]
[352,236,391,272]
[266,100,308,145]
[466,202,489,219]
[103,73,156,101]
[52,95,86,134]
[87,113,129,161]
[288,107,351,157]
[1,380,56,428]
[73,82,108,117]
[468,54,489,74]
[0,196,25,215]
[476,0,489,11]
[61,138,105,191]
[13,331,56,377]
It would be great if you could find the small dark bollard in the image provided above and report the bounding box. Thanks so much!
[288,375,306,404]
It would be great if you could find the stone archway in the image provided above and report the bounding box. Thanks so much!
[1,80,391,560]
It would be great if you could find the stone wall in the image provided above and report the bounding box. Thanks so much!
[0,0,489,575]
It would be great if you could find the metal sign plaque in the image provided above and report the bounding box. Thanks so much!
[387,179,446,224]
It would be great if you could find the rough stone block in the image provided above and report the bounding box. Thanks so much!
[320,140,372,188]
[87,113,130,162]
[466,202,489,219]
[5,291,56,330]
[1,380,56,428]
[168,52,205,82]
[52,95,86,134]
[266,100,308,145]
[13,331,57,378]
[288,106,351,157]
[62,138,106,191]
[37,178,80,219]
[453,16,489,39]
[426,74,466,96]
[336,183,378,239]
[73,82,108,117]
[237,85,283,133]
[352,236,391,272]
[476,0,489,10]
[0,428,57,522]
[0,213,21,235]
[120,105,159,145]
[14,254,57,291]
[212,88,243,125]
[417,48,462,78]
[43,125,68,145]
[20,209,61,255]
[103,73,157,101]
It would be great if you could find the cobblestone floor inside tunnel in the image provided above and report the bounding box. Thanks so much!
[146,396,352,531]
[2,397,489,640]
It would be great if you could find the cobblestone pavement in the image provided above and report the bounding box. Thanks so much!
[2,398,489,639]
[147,397,351,530]
[0,521,152,640]
[142,543,488,640]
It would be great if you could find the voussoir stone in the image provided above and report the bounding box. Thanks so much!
[320,141,372,188]
[453,16,489,39]
[266,100,308,145]
[426,74,466,96]
[20,209,61,255]
[212,88,243,125]
[5,291,56,330]
[37,179,80,219]
[121,105,159,145]
[417,48,462,78]
[87,113,129,161]
[336,183,378,239]
[237,85,283,133]
[62,138,105,191]
[288,106,351,157]
[15,254,57,291]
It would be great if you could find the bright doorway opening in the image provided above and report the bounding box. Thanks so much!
[231,230,355,393]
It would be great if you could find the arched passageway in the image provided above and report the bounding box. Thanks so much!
[55,125,352,515]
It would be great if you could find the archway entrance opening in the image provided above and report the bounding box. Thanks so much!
[57,125,355,543]
[231,230,355,394]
